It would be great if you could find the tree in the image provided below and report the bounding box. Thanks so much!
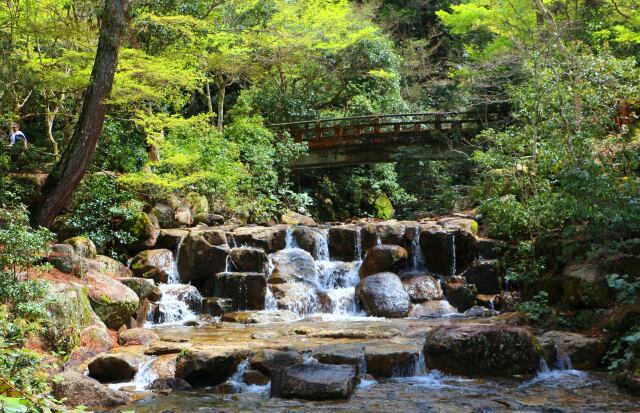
[36,0,128,227]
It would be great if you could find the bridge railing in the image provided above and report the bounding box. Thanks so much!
[268,112,491,147]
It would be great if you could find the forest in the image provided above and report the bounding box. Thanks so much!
[1,0,639,411]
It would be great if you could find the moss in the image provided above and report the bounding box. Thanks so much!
[186,192,209,214]
[125,212,153,240]
[374,193,394,220]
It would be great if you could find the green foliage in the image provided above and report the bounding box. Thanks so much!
[606,324,640,371]
[64,175,142,254]
[607,274,640,305]
[516,291,552,324]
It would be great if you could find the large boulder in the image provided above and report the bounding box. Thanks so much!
[281,211,316,226]
[151,203,179,228]
[120,277,160,302]
[444,280,477,312]
[424,324,540,377]
[204,272,266,310]
[563,262,611,308]
[402,275,443,302]
[53,371,130,408]
[359,245,408,278]
[85,272,140,330]
[461,259,503,294]
[175,349,248,386]
[437,217,479,236]
[537,331,607,370]
[271,363,357,400]
[186,192,209,214]
[88,353,140,381]
[361,223,406,250]
[79,325,113,353]
[118,328,160,346]
[231,226,287,253]
[356,272,410,318]
[270,282,319,314]
[228,247,268,273]
[328,225,362,261]
[89,255,132,278]
[156,228,189,250]
[268,248,316,284]
[48,253,87,277]
[177,229,228,282]
[64,236,97,258]
[420,226,478,276]
[292,227,329,260]
[193,213,225,226]
[408,300,457,318]
[365,346,422,378]
[130,249,173,283]
[250,349,304,377]
[124,212,160,254]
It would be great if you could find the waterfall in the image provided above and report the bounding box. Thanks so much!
[355,227,362,261]
[285,228,298,249]
[109,356,158,391]
[450,233,457,277]
[314,228,330,261]
[227,358,270,394]
[410,226,426,272]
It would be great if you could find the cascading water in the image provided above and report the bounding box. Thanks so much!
[109,356,158,391]
[450,233,457,277]
[146,237,201,327]
[410,225,426,273]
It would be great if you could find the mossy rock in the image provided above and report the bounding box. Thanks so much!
[85,273,140,330]
[125,212,154,240]
[373,193,394,220]
[563,262,611,308]
[186,192,209,215]
[48,254,88,277]
[64,236,97,258]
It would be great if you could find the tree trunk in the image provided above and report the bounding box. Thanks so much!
[43,91,60,160]
[204,77,215,126]
[36,0,127,228]
[217,81,225,132]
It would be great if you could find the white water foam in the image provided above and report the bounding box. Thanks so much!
[109,356,158,391]
[519,356,591,389]
[227,358,271,394]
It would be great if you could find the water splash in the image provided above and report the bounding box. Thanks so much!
[520,356,591,389]
[227,358,270,394]
[167,236,185,284]
[285,228,298,249]
[109,356,158,391]
[355,227,363,261]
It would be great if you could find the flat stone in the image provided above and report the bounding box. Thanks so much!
[250,349,304,377]
[220,310,298,324]
[175,349,249,386]
[271,363,356,400]
[364,346,422,378]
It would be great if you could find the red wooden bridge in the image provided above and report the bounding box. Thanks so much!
[269,112,497,168]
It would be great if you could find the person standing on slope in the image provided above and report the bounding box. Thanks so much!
[8,123,27,147]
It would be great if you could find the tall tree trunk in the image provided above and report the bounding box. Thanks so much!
[204,77,215,126]
[36,0,127,228]
[217,80,225,132]
[43,91,60,160]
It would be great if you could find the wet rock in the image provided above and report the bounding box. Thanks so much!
[204,272,266,310]
[313,345,366,376]
[64,236,97,258]
[130,249,173,283]
[48,253,88,276]
[88,353,140,381]
[271,363,356,400]
[156,228,189,250]
[563,262,611,308]
[444,281,477,312]
[175,349,248,386]
[408,300,457,318]
[79,325,113,353]
[228,247,268,273]
[243,369,270,385]
[537,331,607,370]
[356,272,410,318]
[148,377,192,391]
[424,323,540,377]
[251,349,304,377]
[461,259,503,294]
[420,227,478,277]
[193,213,225,226]
[177,229,228,282]
[292,227,328,260]
[359,245,408,278]
[361,223,406,250]
[328,225,361,261]
[120,277,158,301]
[231,226,286,253]
[161,284,202,312]
[85,272,139,330]
[118,328,159,346]
[271,282,319,314]
[463,306,499,318]
[269,248,316,284]
[478,238,501,260]
[364,346,421,378]
[281,211,316,226]
[402,275,443,302]
[203,297,235,316]
[53,370,130,408]
[152,203,179,228]
[220,310,297,324]
[151,354,178,380]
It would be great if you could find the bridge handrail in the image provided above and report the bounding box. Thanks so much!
[267,111,481,128]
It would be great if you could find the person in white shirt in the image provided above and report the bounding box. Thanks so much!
[9,123,27,147]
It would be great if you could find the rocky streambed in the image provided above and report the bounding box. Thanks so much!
[44,216,640,411]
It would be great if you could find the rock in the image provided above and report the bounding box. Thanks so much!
[50,243,74,255]
[174,206,193,226]
[359,245,408,278]
[156,228,189,250]
[177,229,228,282]
[159,284,202,312]
[424,324,540,377]
[203,272,266,310]
[617,371,640,396]
[271,363,356,400]
[152,203,179,228]
[118,328,159,346]
[291,227,328,260]
[48,253,87,276]
[231,226,287,253]
[193,213,224,226]
[312,345,366,376]
[80,325,113,352]
[148,377,192,391]
[361,223,406,250]
[365,346,422,378]
[402,275,443,302]
[53,371,130,408]
[202,297,234,316]
[356,272,410,318]
[268,248,316,284]
[228,247,268,273]
[463,306,499,318]
[64,346,102,372]
[175,349,248,386]
[270,282,319,314]
[420,226,478,276]
[64,236,97,258]
[437,217,479,236]
[478,238,501,260]
[537,331,607,370]
[220,310,297,324]
[186,192,209,214]
[120,277,158,301]
[408,300,457,318]
[91,255,132,278]
[328,225,362,261]
[444,281,477,312]
[563,262,611,308]
[88,353,140,381]
[124,212,160,254]
[85,272,140,330]
[461,259,503,294]
[130,249,173,283]
[602,254,640,280]
[243,369,270,385]
[250,349,304,377]
[281,211,316,226]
